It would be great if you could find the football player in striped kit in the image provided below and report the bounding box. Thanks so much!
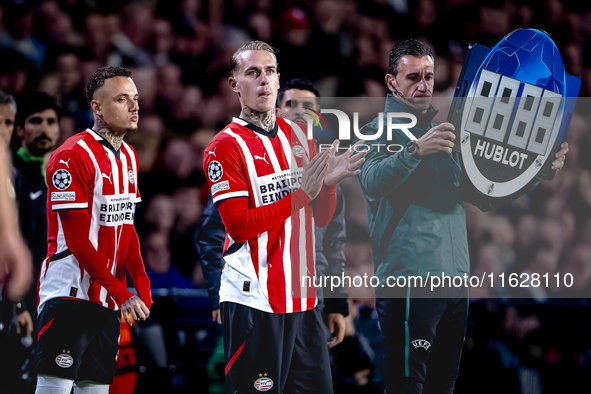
[203,40,365,393]
[35,67,152,394]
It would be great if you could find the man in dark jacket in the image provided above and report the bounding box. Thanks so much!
[357,39,568,394]
[196,194,226,324]
[276,78,349,343]
[14,92,61,270]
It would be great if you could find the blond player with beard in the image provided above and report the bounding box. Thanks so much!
[204,41,365,393]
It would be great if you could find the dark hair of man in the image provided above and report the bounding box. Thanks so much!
[15,92,61,127]
[277,78,320,107]
[388,39,434,76]
[230,40,277,77]
[0,91,16,113]
[85,66,133,105]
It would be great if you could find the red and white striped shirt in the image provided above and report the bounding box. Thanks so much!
[204,117,335,314]
[38,129,147,314]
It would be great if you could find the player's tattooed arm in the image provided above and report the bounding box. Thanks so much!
[93,115,125,151]
[240,106,276,132]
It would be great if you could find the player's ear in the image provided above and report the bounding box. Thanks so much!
[16,125,24,138]
[229,76,239,94]
[90,100,101,116]
[275,73,281,92]
[385,74,397,93]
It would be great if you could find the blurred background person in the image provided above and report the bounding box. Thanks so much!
[0,89,34,393]
[8,91,61,393]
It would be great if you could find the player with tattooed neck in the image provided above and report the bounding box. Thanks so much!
[36,67,151,394]
[205,41,366,394]
[88,68,139,150]
[230,47,278,132]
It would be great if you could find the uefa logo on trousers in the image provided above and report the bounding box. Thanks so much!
[448,28,581,198]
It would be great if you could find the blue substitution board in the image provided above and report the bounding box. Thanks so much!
[447,28,581,198]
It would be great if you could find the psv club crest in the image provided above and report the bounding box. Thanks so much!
[448,28,581,198]
[254,375,273,392]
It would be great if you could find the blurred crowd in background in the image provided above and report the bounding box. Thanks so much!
[2,0,591,392]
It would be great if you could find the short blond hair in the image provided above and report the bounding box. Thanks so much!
[230,40,277,76]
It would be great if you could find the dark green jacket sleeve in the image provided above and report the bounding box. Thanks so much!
[322,187,349,317]
[357,133,422,200]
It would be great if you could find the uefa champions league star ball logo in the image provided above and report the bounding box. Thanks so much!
[52,169,72,190]
[208,161,223,182]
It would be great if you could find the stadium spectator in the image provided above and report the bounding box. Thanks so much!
[0,4,46,69]
[0,48,35,95]
[170,186,202,278]
[142,193,176,234]
[83,13,113,64]
[142,231,193,289]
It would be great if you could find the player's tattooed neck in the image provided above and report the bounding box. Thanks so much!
[240,107,276,132]
[93,117,125,151]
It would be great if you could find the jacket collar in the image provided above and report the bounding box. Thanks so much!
[384,93,439,130]
[16,147,48,186]
[16,147,44,164]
